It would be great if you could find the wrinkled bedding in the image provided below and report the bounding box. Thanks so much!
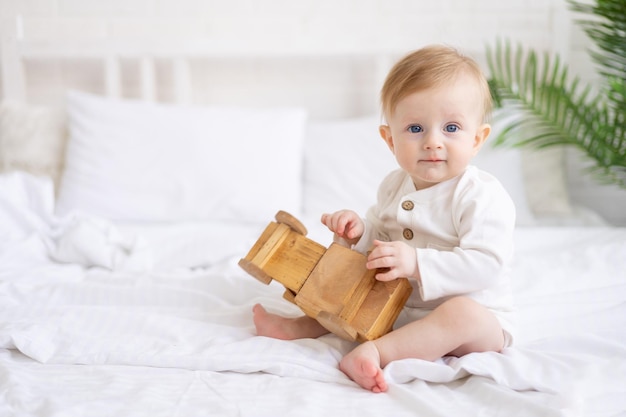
[1,172,625,417]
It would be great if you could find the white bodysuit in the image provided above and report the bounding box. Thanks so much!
[353,166,516,339]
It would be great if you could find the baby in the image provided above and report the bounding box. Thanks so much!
[253,45,516,393]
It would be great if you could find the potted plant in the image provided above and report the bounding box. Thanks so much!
[486,0,625,188]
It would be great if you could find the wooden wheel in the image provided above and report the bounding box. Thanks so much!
[275,210,307,235]
[238,258,273,284]
[316,311,358,342]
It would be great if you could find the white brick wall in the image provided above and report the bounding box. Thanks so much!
[1,0,589,109]
[2,0,569,50]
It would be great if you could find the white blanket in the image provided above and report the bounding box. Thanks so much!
[1,172,625,417]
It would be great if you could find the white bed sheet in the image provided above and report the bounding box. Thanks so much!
[1,172,625,417]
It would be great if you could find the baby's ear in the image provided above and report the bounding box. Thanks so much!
[473,123,491,155]
[379,125,395,153]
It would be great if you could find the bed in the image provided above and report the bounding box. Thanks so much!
[1,31,625,417]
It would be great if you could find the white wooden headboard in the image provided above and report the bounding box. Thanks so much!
[1,16,403,120]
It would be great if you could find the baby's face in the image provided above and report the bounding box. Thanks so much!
[381,73,490,190]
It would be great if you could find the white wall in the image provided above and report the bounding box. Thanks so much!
[0,0,570,107]
[0,0,567,51]
[0,0,577,115]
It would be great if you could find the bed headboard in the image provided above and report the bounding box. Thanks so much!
[0,16,407,120]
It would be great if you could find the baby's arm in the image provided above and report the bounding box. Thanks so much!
[320,210,364,247]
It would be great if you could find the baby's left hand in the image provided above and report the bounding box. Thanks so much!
[366,239,418,281]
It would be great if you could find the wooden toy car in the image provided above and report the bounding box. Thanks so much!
[239,210,412,342]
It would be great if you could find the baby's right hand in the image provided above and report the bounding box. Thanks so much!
[320,210,364,246]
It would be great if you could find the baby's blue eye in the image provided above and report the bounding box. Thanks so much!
[445,124,459,133]
[408,125,422,133]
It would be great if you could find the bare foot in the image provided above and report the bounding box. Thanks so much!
[252,304,329,340]
[339,341,387,393]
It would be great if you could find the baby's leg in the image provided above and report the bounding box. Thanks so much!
[253,304,329,340]
[340,296,503,392]
[375,296,504,365]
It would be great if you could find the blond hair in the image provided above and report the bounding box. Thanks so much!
[380,45,492,121]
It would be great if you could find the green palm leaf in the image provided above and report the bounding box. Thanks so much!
[486,0,626,188]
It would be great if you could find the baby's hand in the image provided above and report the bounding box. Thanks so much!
[366,240,418,281]
[320,210,364,246]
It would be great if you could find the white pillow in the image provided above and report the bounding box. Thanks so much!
[303,115,397,217]
[489,107,573,219]
[0,101,68,191]
[521,147,572,216]
[57,91,307,223]
[472,143,536,226]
